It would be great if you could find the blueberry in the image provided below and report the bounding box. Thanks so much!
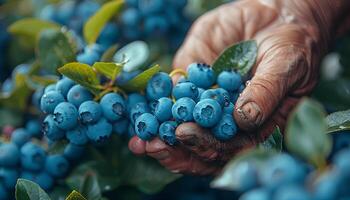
[193,99,222,128]
[86,118,113,144]
[129,102,151,124]
[149,100,158,114]
[43,115,65,141]
[230,92,239,103]
[79,100,102,124]
[0,183,8,199]
[144,16,169,36]
[223,102,234,115]
[85,44,104,56]
[39,5,57,22]
[11,128,31,147]
[76,0,100,21]
[21,171,54,191]
[45,154,69,178]
[116,70,141,85]
[66,125,89,145]
[0,143,20,167]
[212,114,237,141]
[77,50,100,66]
[32,87,44,108]
[135,113,159,141]
[55,77,75,98]
[0,168,19,189]
[128,123,136,138]
[100,93,126,122]
[25,119,42,138]
[55,1,75,25]
[313,169,343,200]
[40,91,65,114]
[172,82,199,100]
[223,160,258,191]
[139,0,164,15]
[333,148,350,177]
[126,93,147,112]
[154,97,174,122]
[187,63,215,89]
[260,154,306,189]
[112,118,129,136]
[67,85,93,108]
[216,88,231,107]
[200,88,229,107]
[196,88,205,102]
[167,0,187,9]
[44,84,57,93]
[121,25,142,40]
[97,23,119,47]
[121,8,141,27]
[273,184,312,200]
[172,97,196,122]
[125,0,138,7]
[177,76,188,84]
[218,71,242,92]
[239,188,271,200]
[146,72,173,101]
[63,143,85,161]
[53,102,79,130]
[21,142,46,171]
[159,121,178,145]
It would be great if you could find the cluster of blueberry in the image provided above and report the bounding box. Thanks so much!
[235,149,350,200]
[0,119,83,199]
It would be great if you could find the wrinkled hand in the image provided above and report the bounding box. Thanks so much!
[129,0,350,175]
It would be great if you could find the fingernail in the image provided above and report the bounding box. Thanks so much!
[237,102,263,129]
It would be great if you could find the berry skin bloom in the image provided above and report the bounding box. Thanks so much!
[86,118,113,145]
[67,85,93,108]
[100,93,126,122]
[45,154,70,178]
[55,77,75,98]
[187,63,216,89]
[193,99,222,128]
[43,115,65,141]
[79,100,102,124]
[217,71,242,92]
[200,88,230,108]
[129,102,151,124]
[172,97,196,122]
[212,114,237,141]
[66,125,89,146]
[146,72,173,101]
[159,121,178,145]
[53,102,79,131]
[135,113,159,141]
[0,143,20,167]
[40,91,65,114]
[20,142,46,171]
[172,82,199,100]
[154,97,174,122]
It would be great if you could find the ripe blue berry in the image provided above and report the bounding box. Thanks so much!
[100,93,126,122]
[40,91,65,114]
[116,70,141,85]
[32,87,44,109]
[0,143,20,167]
[86,118,112,144]
[155,97,174,122]
[45,154,70,178]
[43,115,65,141]
[144,16,169,36]
[0,168,18,189]
[53,102,79,130]
[79,100,102,124]
[212,114,237,141]
[25,119,42,138]
[21,171,54,191]
[187,63,215,89]
[200,88,229,107]
[44,84,56,93]
[98,23,119,48]
[77,50,100,66]
[172,82,199,100]
[159,121,178,145]
[11,128,31,147]
[217,71,242,91]
[63,143,85,161]
[273,184,312,200]
[146,72,173,101]
[223,102,234,115]
[128,123,136,138]
[333,148,350,176]
[172,97,196,122]
[139,0,164,15]
[149,100,158,114]
[193,99,222,128]
[223,160,258,192]
[121,8,140,26]
[112,118,129,136]
[126,93,147,112]
[67,85,93,108]
[239,188,271,200]
[55,77,75,98]
[216,88,231,107]
[66,125,89,145]
[196,88,205,102]
[135,113,159,141]
[230,92,239,103]
[313,170,342,200]
[21,142,46,171]
[129,102,151,124]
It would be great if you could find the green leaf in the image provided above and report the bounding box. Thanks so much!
[285,98,332,168]
[326,109,350,133]
[92,62,122,80]
[29,75,59,86]
[211,149,275,191]
[37,29,77,74]
[258,126,283,152]
[79,173,102,200]
[121,64,160,92]
[212,40,258,76]
[58,63,101,95]
[101,44,119,62]
[65,191,87,200]
[15,179,51,200]
[8,18,60,42]
[84,0,124,44]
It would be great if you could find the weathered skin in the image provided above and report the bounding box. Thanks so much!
[129,0,350,175]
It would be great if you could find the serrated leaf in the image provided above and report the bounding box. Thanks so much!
[101,44,119,62]
[212,40,257,76]
[211,149,275,191]
[286,98,332,168]
[326,109,350,133]
[58,63,101,95]
[258,126,283,152]
[93,62,122,80]
[8,18,60,42]
[121,64,160,92]
[65,191,87,200]
[37,29,77,74]
[84,0,124,44]
[15,179,51,200]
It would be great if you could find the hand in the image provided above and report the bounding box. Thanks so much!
[129,0,350,175]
